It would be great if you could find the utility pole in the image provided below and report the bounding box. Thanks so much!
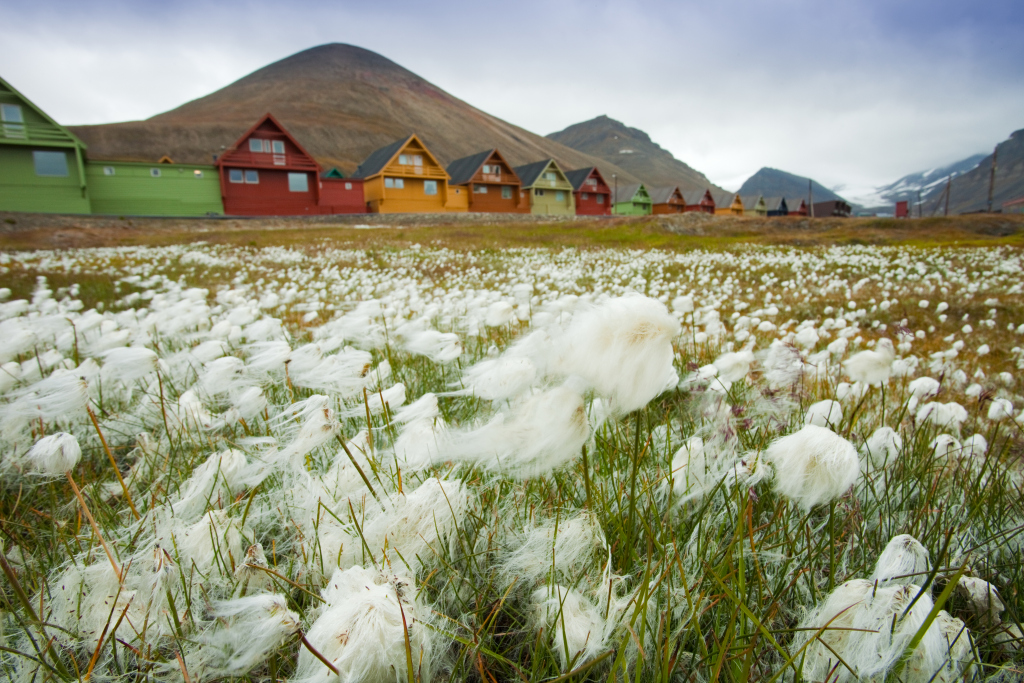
[808,179,814,218]
[917,190,922,218]
[944,175,952,217]
[987,146,999,213]
[612,173,617,215]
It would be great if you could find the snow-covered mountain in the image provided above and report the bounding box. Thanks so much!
[851,153,987,210]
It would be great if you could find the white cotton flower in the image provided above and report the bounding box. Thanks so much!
[533,585,607,671]
[293,566,433,683]
[931,434,961,458]
[101,346,160,384]
[794,326,819,349]
[906,377,941,412]
[956,577,1005,626]
[962,433,988,456]
[446,382,590,479]
[501,512,606,585]
[170,449,248,521]
[919,300,930,309]
[552,294,680,415]
[176,389,214,430]
[233,543,273,595]
[226,386,267,423]
[672,295,694,314]
[448,356,537,401]
[843,338,894,385]
[485,301,515,327]
[174,510,247,574]
[988,398,1014,421]
[764,425,859,510]
[394,393,440,423]
[871,534,930,586]
[26,432,82,476]
[827,337,849,357]
[358,383,406,416]
[917,402,969,433]
[762,339,804,388]
[964,383,983,398]
[4,371,90,434]
[977,344,990,356]
[862,426,902,466]
[188,594,301,678]
[936,302,949,313]
[805,400,843,428]
[198,356,247,397]
[713,350,754,383]
[392,415,447,471]
[401,329,462,363]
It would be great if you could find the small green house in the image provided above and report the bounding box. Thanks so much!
[612,183,652,215]
[86,160,223,216]
[512,159,576,216]
[740,194,767,217]
[0,75,91,214]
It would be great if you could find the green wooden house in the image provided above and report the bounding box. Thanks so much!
[86,160,223,216]
[0,75,91,214]
[740,194,767,217]
[512,159,575,216]
[612,183,652,215]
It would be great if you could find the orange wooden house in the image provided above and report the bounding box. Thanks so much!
[446,149,528,213]
[649,186,687,214]
[353,134,459,213]
[216,113,364,215]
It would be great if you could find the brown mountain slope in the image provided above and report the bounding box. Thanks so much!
[924,129,1024,214]
[68,44,640,182]
[547,115,723,193]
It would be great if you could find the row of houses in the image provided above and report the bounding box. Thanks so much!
[1,75,841,218]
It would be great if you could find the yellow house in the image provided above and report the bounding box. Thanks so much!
[354,134,462,213]
[712,191,744,216]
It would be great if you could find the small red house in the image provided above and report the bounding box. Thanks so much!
[682,189,716,214]
[786,198,808,216]
[564,167,612,215]
[216,113,363,215]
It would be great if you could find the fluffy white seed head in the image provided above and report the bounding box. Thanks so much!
[764,425,860,510]
[532,585,607,671]
[26,432,82,476]
[843,338,895,384]
[988,398,1014,421]
[805,399,843,428]
[871,534,931,586]
[862,426,902,467]
[189,594,301,678]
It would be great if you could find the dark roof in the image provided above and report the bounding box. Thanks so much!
[564,167,596,191]
[613,183,646,204]
[352,136,411,179]
[446,149,494,186]
[648,186,682,204]
[513,159,554,188]
[764,197,786,211]
[682,190,713,206]
[711,191,737,207]
[740,194,764,209]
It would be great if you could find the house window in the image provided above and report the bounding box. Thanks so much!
[249,139,264,152]
[1,104,25,137]
[556,191,565,202]
[384,177,405,189]
[150,168,161,177]
[586,178,597,186]
[399,154,423,166]
[597,194,605,204]
[535,189,544,196]
[474,184,487,194]
[582,192,589,200]
[193,169,203,178]
[398,154,408,165]
[229,169,244,183]
[544,172,556,182]
[33,151,68,177]
[244,170,259,184]
[288,173,309,192]
[424,180,438,195]
[103,166,115,176]
[345,182,352,190]
[501,186,512,199]
[272,140,285,154]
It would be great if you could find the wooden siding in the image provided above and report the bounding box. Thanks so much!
[86,161,223,216]
[459,151,528,213]
[446,184,469,212]
[613,185,652,216]
[223,168,319,216]
[517,160,575,216]
[320,177,366,213]
[359,136,452,213]
[572,169,612,216]
[651,187,686,214]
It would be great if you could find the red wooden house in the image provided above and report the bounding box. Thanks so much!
[649,186,686,214]
[564,167,612,215]
[786,198,808,216]
[216,113,363,215]
[682,189,716,214]
[446,149,529,213]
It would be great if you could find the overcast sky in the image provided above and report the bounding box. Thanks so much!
[3,0,1022,199]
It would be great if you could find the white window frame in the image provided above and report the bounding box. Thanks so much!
[288,172,309,193]
[501,186,512,199]
[103,166,115,176]
[271,140,285,154]
[249,139,264,152]
[474,184,487,194]
[229,169,244,183]
[423,180,438,196]
[244,170,259,184]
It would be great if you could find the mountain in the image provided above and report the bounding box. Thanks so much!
[920,130,1024,214]
[737,167,846,203]
[545,116,722,193]
[68,44,641,181]
[853,153,987,210]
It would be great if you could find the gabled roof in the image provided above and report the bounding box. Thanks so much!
[446,149,493,185]
[764,197,787,212]
[218,112,319,169]
[513,159,564,188]
[682,189,714,206]
[0,75,87,149]
[612,183,649,204]
[740,194,765,209]
[564,166,609,192]
[322,167,345,179]
[352,133,446,180]
[712,191,740,208]
[648,186,683,204]
[786,197,806,209]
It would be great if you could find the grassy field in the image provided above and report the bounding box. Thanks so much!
[1,215,1023,681]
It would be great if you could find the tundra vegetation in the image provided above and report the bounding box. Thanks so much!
[0,240,1023,682]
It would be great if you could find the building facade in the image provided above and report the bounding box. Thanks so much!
[446,149,528,213]
[513,159,576,216]
[86,160,223,216]
[682,189,716,214]
[649,186,686,214]
[612,183,652,215]
[564,167,612,215]
[355,134,452,213]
